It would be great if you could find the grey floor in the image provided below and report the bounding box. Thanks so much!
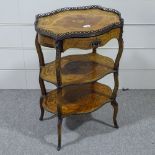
[0,89,155,155]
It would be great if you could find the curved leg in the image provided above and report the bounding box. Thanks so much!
[55,40,63,151]
[39,77,46,96]
[110,27,123,129]
[57,117,63,151]
[111,100,119,128]
[111,71,119,128]
[39,97,44,121]
[111,71,119,100]
[35,34,47,96]
[39,78,46,121]
[35,34,47,121]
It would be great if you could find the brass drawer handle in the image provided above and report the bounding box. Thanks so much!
[90,39,101,48]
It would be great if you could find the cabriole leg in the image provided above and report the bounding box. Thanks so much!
[111,100,119,128]
[39,77,46,120]
[35,34,47,96]
[57,117,63,151]
[39,78,45,121]
[35,34,47,121]
[39,97,44,121]
[55,40,63,151]
[39,77,46,97]
[111,71,119,128]
[110,30,123,129]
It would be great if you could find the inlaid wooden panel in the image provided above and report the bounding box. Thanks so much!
[40,53,115,87]
[63,28,120,50]
[42,82,112,116]
[37,9,120,35]
[38,28,120,51]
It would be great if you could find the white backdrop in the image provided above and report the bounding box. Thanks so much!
[0,0,155,89]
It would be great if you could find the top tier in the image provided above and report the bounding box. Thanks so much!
[35,5,123,40]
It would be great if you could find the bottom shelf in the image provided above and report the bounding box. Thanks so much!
[42,82,112,116]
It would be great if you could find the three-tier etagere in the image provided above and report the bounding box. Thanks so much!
[35,5,124,151]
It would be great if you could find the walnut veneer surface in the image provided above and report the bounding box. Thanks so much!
[42,82,112,116]
[40,53,115,87]
[37,9,120,35]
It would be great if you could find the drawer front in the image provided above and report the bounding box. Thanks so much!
[63,28,121,51]
[38,28,120,51]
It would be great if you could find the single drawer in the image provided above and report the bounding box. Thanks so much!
[38,28,121,51]
[63,28,121,51]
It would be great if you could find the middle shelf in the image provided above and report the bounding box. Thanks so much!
[40,53,115,87]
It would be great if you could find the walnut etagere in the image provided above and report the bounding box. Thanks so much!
[35,5,124,151]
